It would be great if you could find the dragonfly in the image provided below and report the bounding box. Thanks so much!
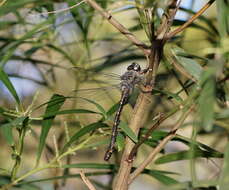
[103,62,148,161]
[72,63,170,161]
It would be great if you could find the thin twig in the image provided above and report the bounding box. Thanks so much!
[85,0,150,56]
[80,170,97,190]
[0,0,7,6]
[129,104,194,184]
[29,0,86,17]
[166,0,215,39]
[146,0,181,85]
[127,113,165,162]
[156,0,182,40]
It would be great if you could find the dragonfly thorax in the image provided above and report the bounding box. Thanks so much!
[120,67,143,93]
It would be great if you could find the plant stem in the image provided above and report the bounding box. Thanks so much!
[11,127,26,181]
[166,0,215,39]
[10,137,92,186]
[85,0,150,56]
[129,104,195,183]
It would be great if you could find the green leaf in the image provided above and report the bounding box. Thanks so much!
[0,169,9,175]
[0,116,28,129]
[62,163,117,170]
[0,107,5,114]
[219,142,229,190]
[17,184,41,190]
[142,130,223,157]
[0,67,20,105]
[77,97,107,118]
[171,46,203,81]
[135,0,152,40]
[144,169,178,185]
[215,108,229,119]
[119,121,138,143]
[106,102,119,117]
[61,163,179,185]
[152,89,183,102]
[216,0,229,37]
[18,172,111,185]
[116,133,125,151]
[62,122,109,152]
[0,125,13,145]
[36,94,66,165]
[0,17,54,67]
[84,138,109,149]
[42,109,101,118]
[0,175,11,186]
[198,68,216,131]
[0,0,39,17]
[155,148,223,164]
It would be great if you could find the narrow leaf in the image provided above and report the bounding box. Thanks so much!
[145,169,178,185]
[116,133,125,151]
[172,47,203,81]
[62,163,116,170]
[18,172,111,185]
[62,122,109,152]
[119,122,138,143]
[0,125,14,145]
[0,116,27,129]
[216,0,229,37]
[0,67,20,105]
[198,68,216,131]
[77,97,106,117]
[106,102,119,117]
[36,94,66,165]
[155,148,223,164]
[42,109,101,118]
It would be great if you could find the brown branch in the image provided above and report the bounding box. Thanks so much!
[80,170,97,190]
[128,104,194,184]
[156,0,182,40]
[127,113,165,163]
[85,0,150,56]
[166,0,215,39]
[114,92,153,190]
[127,101,183,162]
[146,0,181,85]
[114,1,182,189]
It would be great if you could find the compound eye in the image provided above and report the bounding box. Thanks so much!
[127,62,141,71]
[134,64,141,72]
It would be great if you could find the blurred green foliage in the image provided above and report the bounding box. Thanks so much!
[0,0,228,189]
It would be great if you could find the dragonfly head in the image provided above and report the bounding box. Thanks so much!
[127,62,141,72]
